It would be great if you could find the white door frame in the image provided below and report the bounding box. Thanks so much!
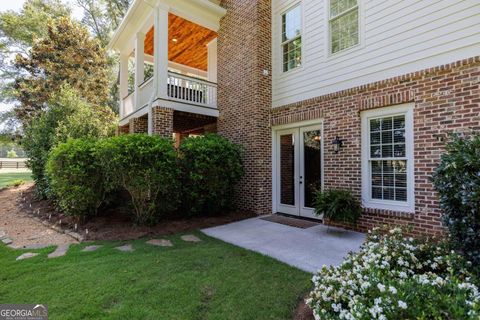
[275,128,300,215]
[272,119,324,219]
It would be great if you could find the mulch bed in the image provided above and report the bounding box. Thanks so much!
[20,184,256,241]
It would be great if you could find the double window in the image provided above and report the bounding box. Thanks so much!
[361,104,414,213]
[281,5,302,72]
[329,0,359,54]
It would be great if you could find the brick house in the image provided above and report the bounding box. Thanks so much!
[108,0,480,236]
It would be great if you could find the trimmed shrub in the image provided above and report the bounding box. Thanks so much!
[6,149,17,158]
[307,227,480,319]
[179,134,244,216]
[314,189,361,225]
[46,138,105,220]
[98,134,179,225]
[432,134,480,268]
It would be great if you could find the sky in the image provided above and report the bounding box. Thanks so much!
[0,1,84,113]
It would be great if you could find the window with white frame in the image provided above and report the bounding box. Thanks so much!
[281,4,302,72]
[329,0,359,54]
[361,104,414,212]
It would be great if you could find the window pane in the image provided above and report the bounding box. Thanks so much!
[331,9,358,54]
[280,134,295,206]
[383,187,395,201]
[283,38,302,72]
[394,144,406,157]
[370,160,408,202]
[330,0,357,17]
[382,144,393,158]
[282,5,301,42]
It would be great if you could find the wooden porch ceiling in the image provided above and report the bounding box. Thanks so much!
[144,14,217,71]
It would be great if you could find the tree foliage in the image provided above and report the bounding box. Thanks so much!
[432,134,480,269]
[14,17,110,124]
[0,0,71,102]
[76,0,131,47]
[22,85,116,198]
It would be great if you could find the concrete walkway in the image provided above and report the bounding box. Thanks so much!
[202,217,365,273]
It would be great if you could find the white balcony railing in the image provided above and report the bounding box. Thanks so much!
[167,72,217,109]
[138,77,154,108]
[122,92,134,117]
[121,72,217,118]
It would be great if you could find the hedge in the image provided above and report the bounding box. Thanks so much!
[46,133,243,225]
[179,134,244,216]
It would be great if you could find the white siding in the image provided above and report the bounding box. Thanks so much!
[272,0,480,108]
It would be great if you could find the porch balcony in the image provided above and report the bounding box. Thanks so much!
[122,71,218,117]
[108,0,225,131]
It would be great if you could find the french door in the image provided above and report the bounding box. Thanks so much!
[275,124,323,219]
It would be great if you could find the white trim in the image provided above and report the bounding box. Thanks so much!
[361,103,415,213]
[325,0,364,58]
[272,119,324,219]
[279,2,304,74]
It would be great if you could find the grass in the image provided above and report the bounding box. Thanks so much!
[0,172,33,188]
[0,232,311,319]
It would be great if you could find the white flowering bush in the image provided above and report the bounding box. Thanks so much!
[307,228,480,319]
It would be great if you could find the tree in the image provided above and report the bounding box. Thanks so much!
[0,0,71,103]
[76,0,131,47]
[22,85,116,198]
[14,17,110,124]
[75,0,132,113]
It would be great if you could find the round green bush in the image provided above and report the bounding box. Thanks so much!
[98,134,180,225]
[178,134,244,216]
[432,134,480,269]
[314,189,362,225]
[46,138,105,220]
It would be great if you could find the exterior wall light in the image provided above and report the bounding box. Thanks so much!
[332,136,344,153]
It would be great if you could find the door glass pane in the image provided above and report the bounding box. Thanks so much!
[303,130,322,208]
[280,134,295,205]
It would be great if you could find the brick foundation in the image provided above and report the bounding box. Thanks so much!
[128,115,148,134]
[270,56,480,236]
[217,0,272,215]
[152,106,174,138]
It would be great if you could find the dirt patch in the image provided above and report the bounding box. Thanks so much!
[14,183,256,241]
[294,298,314,320]
[0,184,77,247]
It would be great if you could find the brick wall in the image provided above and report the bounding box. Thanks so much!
[152,106,174,138]
[217,0,272,214]
[271,57,480,236]
[129,115,148,134]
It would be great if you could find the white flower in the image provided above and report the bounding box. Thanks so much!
[377,283,386,292]
[398,300,407,309]
[389,286,397,294]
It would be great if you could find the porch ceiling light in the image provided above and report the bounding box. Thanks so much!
[332,136,344,153]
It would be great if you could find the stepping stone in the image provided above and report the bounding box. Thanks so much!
[21,243,51,250]
[1,238,13,245]
[16,252,39,261]
[181,235,201,242]
[82,245,102,252]
[115,244,134,252]
[146,239,173,247]
[48,244,70,258]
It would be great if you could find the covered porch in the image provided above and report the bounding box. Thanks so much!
[108,0,225,135]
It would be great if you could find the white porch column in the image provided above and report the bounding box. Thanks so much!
[207,38,217,83]
[134,32,146,109]
[119,53,129,119]
[154,5,169,99]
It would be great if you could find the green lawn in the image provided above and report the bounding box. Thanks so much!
[0,232,311,319]
[0,172,33,188]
